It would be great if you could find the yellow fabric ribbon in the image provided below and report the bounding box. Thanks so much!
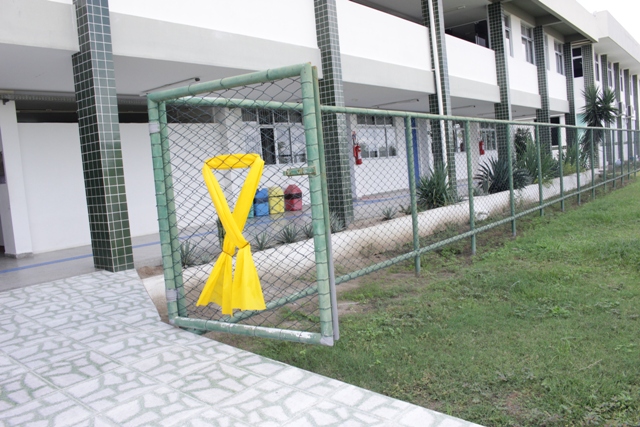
[196,153,266,315]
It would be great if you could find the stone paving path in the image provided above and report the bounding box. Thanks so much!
[0,270,482,426]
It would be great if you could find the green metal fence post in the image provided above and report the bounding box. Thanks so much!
[576,127,582,206]
[557,127,565,212]
[148,99,182,322]
[464,121,476,255]
[312,66,339,342]
[158,102,187,317]
[590,129,595,200]
[611,128,617,189]
[534,125,544,216]
[505,124,516,236]
[301,63,334,346]
[603,128,608,193]
[404,116,421,274]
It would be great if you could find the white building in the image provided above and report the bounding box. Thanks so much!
[1,0,639,269]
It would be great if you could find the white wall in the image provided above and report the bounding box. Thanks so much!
[447,35,498,98]
[18,123,159,253]
[46,0,318,49]
[337,0,434,93]
[18,123,90,253]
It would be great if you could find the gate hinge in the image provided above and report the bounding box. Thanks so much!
[283,166,317,177]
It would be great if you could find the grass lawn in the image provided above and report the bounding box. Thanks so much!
[220,179,640,426]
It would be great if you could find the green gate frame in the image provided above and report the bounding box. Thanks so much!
[147,63,338,345]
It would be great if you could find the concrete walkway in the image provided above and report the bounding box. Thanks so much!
[0,270,482,426]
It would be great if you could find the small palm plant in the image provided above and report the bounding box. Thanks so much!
[581,85,618,165]
[517,141,558,185]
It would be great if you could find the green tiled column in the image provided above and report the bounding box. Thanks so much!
[71,0,134,271]
[614,63,624,160]
[314,0,354,225]
[563,43,576,145]
[601,55,612,163]
[624,70,633,160]
[421,0,456,185]
[534,26,551,152]
[488,2,512,160]
[634,75,639,157]
[582,44,595,90]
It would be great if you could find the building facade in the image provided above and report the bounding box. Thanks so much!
[1,0,640,267]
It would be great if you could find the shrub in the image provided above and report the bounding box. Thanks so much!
[417,164,456,210]
[330,212,345,234]
[475,157,531,194]
[517,141,558,185]
[254,232,271,251]
[301,223,314,239]
[276,224,300,244]
[381,207,396,221]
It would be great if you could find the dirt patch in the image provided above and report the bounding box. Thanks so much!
[137,265,164,279]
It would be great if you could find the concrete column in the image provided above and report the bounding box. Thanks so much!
[314,0,354,226]
[488,2,512,160]
[421,0,456,188]
[72,0,134,271]
[0,101,33,257]
[534,26,551,152]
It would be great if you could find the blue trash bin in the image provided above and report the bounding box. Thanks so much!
[254,188,269,216]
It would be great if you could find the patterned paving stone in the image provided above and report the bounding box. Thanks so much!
[102,386,205,427]
[33,350,119,388]
[0,270,483,427]
[0,391,93,426]
[0,370,56,411]
[129,347,213,384]
[65,366,159,413]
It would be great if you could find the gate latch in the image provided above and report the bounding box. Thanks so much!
[283,166,317,177]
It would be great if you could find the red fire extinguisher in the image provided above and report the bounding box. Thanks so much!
[479,140,485,156]
[352,131,363,165]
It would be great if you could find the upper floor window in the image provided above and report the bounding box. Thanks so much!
[620,70,624,92]
[503,15,513,57]
[594,54,600,81]
[572,48,583,78]
[554,42,564,75]
[521,25,535,64]
[608,62,614,88]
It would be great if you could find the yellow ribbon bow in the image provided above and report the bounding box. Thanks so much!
[196,153,266,315]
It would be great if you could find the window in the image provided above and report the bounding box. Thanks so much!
[608,62,614,87]
[354,115,397,159]
[521,25,535,64]
[480,123,497,150]
[572,48,583,78]
[242,108,305,165]
[620,69,624,92]
[503,15,513,57]
[554,42,564,75]
[595,54,600,81]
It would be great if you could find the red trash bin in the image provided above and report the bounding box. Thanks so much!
[284,184,302,211]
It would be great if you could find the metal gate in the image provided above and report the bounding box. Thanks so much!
[147,64,338,345]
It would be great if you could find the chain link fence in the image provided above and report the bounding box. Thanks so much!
[147,63,640,345]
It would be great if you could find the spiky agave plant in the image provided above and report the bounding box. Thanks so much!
[475,157,531,194]
[416,163,456,210]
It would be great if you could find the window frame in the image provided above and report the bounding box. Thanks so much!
[554,41,564,75]
[503,14,513,57]
[354,115,398,159]
[521,24,535,64]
